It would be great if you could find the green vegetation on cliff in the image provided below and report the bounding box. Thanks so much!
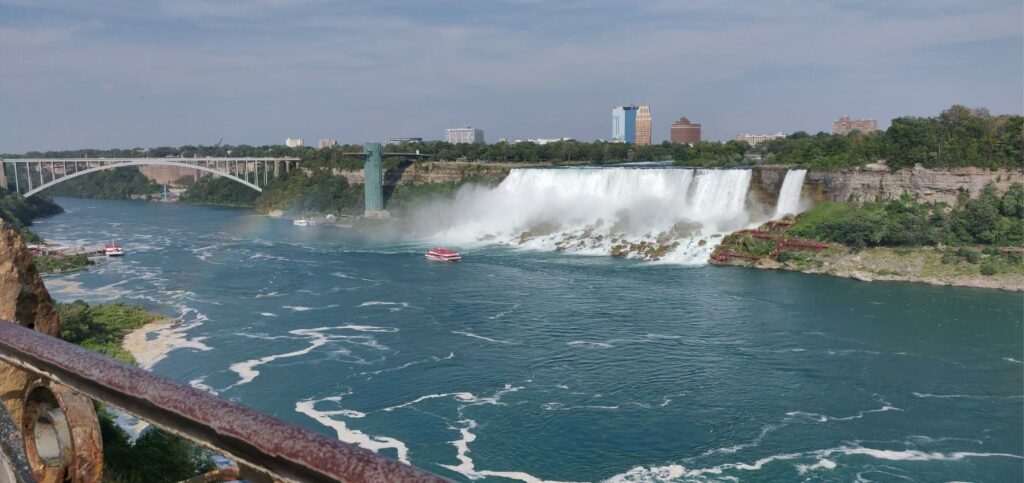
[55,300,216,481]
[384,175,502,215]
[179,175,258,207]
[255,169,363,215]
[788,183,1024,248]
[44,166,161,200]
[33,253,92,273]
[56,300,161,363]
[0,188,63,241]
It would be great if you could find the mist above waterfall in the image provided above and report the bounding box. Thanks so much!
[405,167,807,265]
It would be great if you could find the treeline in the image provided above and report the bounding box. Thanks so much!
[761,106,1023,170]
[6,105,1018,209]
[254,169,363,215]
[0,188,63,242]
[44,167,161,199]
[9,105,1019,173]
[178,176,258,206]
[789,183,1024,248]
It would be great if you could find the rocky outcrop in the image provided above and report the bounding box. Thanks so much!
[0,220,61,438]
[0,220,60,336]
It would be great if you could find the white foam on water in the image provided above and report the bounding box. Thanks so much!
[337,324,399,333]
[331,272,381,283]
[225,325,393,389]
[541,402,620,411]
[407,167,763,264]
[773,169,808,218]
[358,352,455,378]
[567,340,614,349]
[189,377,219,395]
[608,444,1024,482]
[452,331,518,344]
[796,458,837,474]
[259,312,277,317]
[1003,357,1023,364]
[357,301,410,311]
[912,392,1022,400]
[282,305,339,312]
[785,400,902,423]
[440,418,574,483]
[381,392,479,412]
[295,394,409,464]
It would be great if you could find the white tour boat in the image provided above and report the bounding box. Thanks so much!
[104,243,125,257]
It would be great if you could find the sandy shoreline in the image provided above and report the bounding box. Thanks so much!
[121,318,179,370]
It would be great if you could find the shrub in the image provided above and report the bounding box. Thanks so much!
[980,263,998,276]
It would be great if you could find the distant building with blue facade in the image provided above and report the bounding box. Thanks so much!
[612,105,639,143]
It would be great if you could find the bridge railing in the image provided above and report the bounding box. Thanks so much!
[0,321,445,483]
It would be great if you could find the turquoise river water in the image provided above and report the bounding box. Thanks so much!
[34,197,1023,482]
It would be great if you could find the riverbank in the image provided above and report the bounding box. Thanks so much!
[120,318,181,370]
[713,245,1024,291]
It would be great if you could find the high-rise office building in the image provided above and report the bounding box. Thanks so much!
[832,116,877,135]
[635,105,652,145]
[446,127,485,144]
[670,117,702,145]
[612,105,639,143]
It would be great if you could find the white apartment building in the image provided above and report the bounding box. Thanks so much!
[445,127,485,144]
[285,137,304,148]
[735,132,786,147]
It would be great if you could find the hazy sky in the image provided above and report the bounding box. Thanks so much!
[1,0,1021,152]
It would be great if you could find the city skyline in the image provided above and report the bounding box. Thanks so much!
[1,0,1021,153]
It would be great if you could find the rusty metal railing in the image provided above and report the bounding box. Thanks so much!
[0,321,446,482]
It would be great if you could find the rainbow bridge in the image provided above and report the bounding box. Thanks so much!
[0,157,301,197]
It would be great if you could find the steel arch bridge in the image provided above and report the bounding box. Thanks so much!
[0,157,300,197]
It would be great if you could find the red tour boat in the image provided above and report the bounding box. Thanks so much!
[425,247,461,262]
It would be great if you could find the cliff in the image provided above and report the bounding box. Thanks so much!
[0,219,62,430]
[329,161,517,186]
[752,164,1024,206]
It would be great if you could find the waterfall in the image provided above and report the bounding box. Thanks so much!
[410,167,762,265]
[773,169,807,218]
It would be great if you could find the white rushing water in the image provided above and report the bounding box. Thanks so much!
[773,169,807,218]
[411,167,763,264]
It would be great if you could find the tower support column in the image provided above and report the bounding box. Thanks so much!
[362,143,388,218]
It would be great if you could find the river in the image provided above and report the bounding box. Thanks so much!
[34,196,1023,482]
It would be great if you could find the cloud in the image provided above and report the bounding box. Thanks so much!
[0,0,1020,152]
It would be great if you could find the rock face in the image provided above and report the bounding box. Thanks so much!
[0,219,61,430]
[804,165,1023,204]
[752,165,1023,205]
[330,161,513,186]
